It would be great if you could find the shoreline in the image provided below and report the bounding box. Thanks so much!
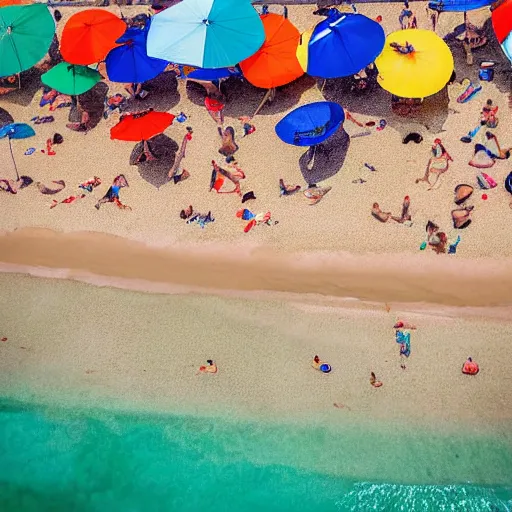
[1,227,512,308]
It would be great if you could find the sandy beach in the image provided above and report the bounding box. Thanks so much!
[1,3,512,508]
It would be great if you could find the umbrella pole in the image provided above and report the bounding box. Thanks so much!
[320,79,327,93]
[251,88,275,118]
[8,138,20,181]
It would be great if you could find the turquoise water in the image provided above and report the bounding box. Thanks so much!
[1,399,511,512]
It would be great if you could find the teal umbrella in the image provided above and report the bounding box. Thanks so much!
[41,62,101,96]
[0,4,55,78]
[0,123,35,180]
[147,0,265,69]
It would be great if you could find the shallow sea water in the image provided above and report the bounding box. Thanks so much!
[0,399,511,512]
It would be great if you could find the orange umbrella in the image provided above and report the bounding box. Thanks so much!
[240,13,303,89]
[60,9,126,65]
[0,0,30,5]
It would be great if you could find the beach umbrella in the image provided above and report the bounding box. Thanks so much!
[0,0,30,6]
[110,109,175,142]
[375,29,454,99]
[0,123,35,179]
[428,0,494,12]
[0,4,55,78]
[60,9,126,65]
[105,27,168,83]
[41,63,101,96]
[296,11,385,79]
[239,13,303,89]
[492,0,512,63]
[146,0,265,69]
[275,101,344,147]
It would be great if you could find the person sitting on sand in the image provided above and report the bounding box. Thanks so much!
[95,174,130,210]
[125,82,148,101]
[462,357,479,375]
[196,359,217,375]
[370,372,383,387]
[371,196,411,224]
[66,100,91,133]
[218,126,239,157]
[398,1,417,29]
[312,355,331,373]
[416,139,453,190]
[205,91,226,126]
[451,206,473,230]
[426,221,448,254]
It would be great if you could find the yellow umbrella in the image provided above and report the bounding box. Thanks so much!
[375,29,454,99]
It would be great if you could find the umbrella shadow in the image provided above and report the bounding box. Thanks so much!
[443,19,511,95]
[184,74,317,119]
[0,68,44,108]
[0,108,14,129]
[321,76,452,135]
[77,82,109,130]
[298,127,350,186]
[224,75,318,119]
[126,72,180,113]
[130,133,179,189]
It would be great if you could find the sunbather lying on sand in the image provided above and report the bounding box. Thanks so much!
[196,359,217,375]
[205,91,225,126]
[218,126,238,157]
[0,176,33,194]
[210,160,245,196]
[372,196,411,223]
[451,206,473,229]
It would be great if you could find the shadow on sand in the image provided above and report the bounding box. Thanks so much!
[130,133,179,189]
[1,69,44,109]
[0,108,14,128]
[184,74,317,120]
[125,72,181,113]
[298,127,350,186]
[321,24,510,136]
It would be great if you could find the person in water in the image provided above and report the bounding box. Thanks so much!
[416,139,453,190]
[462,357,479,375]
[370,372,383,387]
[196,359,217,375]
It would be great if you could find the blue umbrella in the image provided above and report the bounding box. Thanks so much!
[297,11,385,79]
[275,102,344,147]
[428,0,494,12]
[105,27,168,84]
[0,123,35,179]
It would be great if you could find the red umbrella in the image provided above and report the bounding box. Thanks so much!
[110,109,175,141]
[61,9,126,65]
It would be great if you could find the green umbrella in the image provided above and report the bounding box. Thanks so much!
[41,62,101,95]
[0,4,55,78]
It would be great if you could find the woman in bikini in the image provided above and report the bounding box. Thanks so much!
[416,139,453,190]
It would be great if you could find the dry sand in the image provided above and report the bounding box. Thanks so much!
[0,4,512,427]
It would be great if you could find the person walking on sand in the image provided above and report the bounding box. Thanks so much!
[196,360,217,375]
